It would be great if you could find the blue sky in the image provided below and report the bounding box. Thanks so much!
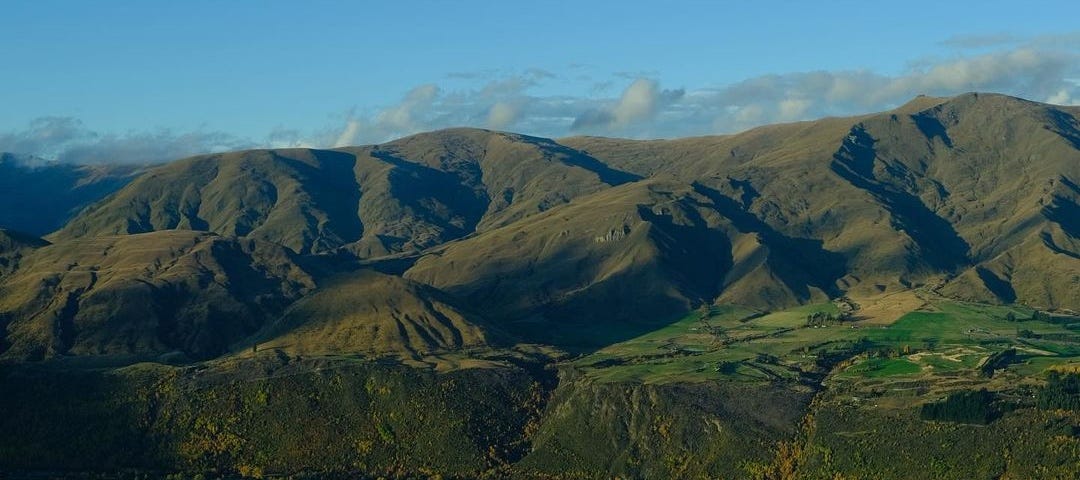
[2,0,1080,163]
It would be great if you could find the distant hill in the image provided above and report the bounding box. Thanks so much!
[51,129,633,257]
[0,153,141,236]
[0,228,49,278]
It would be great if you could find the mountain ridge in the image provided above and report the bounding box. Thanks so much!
[1,92,1077,363]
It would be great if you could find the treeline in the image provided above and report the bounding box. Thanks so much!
[920,389,998,424]
[813,337,876,369]
[922,373,1080,425]
[1036,372,1080,411]
[804,311,852,327]
[1006,310,1080,325]
[1016,329,1078,341]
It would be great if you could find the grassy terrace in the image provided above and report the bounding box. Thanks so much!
[571,293,1080,388]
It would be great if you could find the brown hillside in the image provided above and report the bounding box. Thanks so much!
[404,178,844,345]
[52,129,635,259]
[0,231,314,361]
[562,93,1079,308]
[248,269,496,358]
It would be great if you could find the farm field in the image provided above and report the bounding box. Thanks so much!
[573,292,1080,391]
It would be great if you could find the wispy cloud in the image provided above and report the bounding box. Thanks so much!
[323,41,1080,144]
[331,69,567,146]
[0,117,251,164]
[701,47,1080,133]
[939,33,1019,49]
[940,32,1080,50]
[6,34,1080,163]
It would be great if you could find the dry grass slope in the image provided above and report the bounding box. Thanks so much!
[248,269,495,357]
[0,231,314,361]
[564,93,1079,310]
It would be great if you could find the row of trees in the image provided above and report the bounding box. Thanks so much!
[1036,372,1080,411]
[920,389,998,424]
[921,373,1080,426]
[804,311,852,327]
[1004,310,1080,325]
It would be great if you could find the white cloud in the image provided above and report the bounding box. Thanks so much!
[695,46,1080,134]
[333,119,365,148]
[777,98,812,121]
[327,70,573,145]
[570,79,684,133]
[317,45,1080,144]
[266,127,317,149]
[486,102,520,130]
[376,84,439,131]
[1047,87,1076,105]
[612,79,660,126]
[732,104,764,125]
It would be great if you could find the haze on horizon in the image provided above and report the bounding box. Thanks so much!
[2,0,1079,164]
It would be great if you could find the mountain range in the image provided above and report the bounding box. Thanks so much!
[1,92,1075,363]
[0,93,1078,479]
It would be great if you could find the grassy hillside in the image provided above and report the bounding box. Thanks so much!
[405,178,843,348]
[50,149,374,255]
[563,93,1079,309]
[52,129,633,259]
[350,128,639,232]
[5,93,1076,363]
[0,231,315,361]
[41,94,1080,324]
[247,269,499,359]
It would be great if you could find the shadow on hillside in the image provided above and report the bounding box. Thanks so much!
[500,183,848,354]
[1040,232,1080,260]
[1046,108,1080,151]
[0,156,137,236]
[911,112,954,148]
[507,286,700,355]
[691,183,847,300]
[371,149,490,243]
[256,150,368,252]
[1041,182,1080,239]
[831,125,971,271]
[522,135,643,186]
[975,266,1017,303]
[636,202,734,301]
